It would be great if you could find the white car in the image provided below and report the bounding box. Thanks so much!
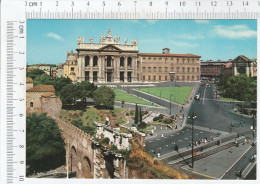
[195,95,200,100]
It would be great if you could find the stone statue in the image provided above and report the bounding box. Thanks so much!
[82,37,85,43]
[114,36,116,42]
[117,36,120,43]
[78,37,81,44]
[90,37,93,44]
[100,35,102,43]
[131,40,138,46]
[125,38,128,45]
[108,28,111,36]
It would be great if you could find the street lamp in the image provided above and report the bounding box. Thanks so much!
[170,94,173,115]
[188,112,197,169]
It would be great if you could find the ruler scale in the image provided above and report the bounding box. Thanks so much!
[0,0,259,184]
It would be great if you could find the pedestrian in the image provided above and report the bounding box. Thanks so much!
[201,138,204,143]
[175,125,178,129]
[211,135,213,141]
[195,141,198,146]
[157,152,160,158]
[161,133,164,138]
[205,139,207,144]
[161,127,162,130]
[187,143,189,149]
[199,139,201,144]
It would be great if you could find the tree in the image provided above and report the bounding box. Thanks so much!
[53,77,72,96]
[26,113,65,175]
[33,74,53,87]
[93,86,115,107]
[79,81,97,104]
[71,119,95,135]
[139,108,142,123]
[134,103,139,124]
[137,121,147,130]
[27,69,45,80]
[60,83,83,106]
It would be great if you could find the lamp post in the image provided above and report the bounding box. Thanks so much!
[188,113,196,169]
[170,94,173,115]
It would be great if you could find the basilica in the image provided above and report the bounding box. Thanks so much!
[63,29,201,83]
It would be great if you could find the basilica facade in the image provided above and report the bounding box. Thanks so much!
[76,29,138,83]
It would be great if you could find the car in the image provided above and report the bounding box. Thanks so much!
[201,82,205,86]
[194,95,200,100]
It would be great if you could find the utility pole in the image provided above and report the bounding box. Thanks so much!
[188,113,196,169]
[170,94,173,115]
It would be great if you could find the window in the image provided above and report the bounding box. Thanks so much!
[165,58,168,63]
[159,76,161,81]
[182,76,185,80]
[182,67,185,72]
[153,67,156,72]
[71,67,75,72]
[127,57,132,67]
[148,67,151,72]
[187,59,190,64]
[182,58,185,63]
[187,67,190,73]
[85,71,89,81]
[153,58,156,62]
[142,67,146,72]
[107,56,112,67]
[153,75,156,81]
[93,72,98,82]
[93,56,98,66]
[171,67,173,72]
[177,67,179,72]
[165,76,168,81]
[159,67,162,72]
[30,102,33,107]
[120,57,124,67]
[197,67,199,72]
[159,58,162,62]
[148,58,151,62]
[197,76,199,80]
[187,76,190,80]
[165,67,168,72]
[171,58,173,63]
[143,75,145,80]
[85,56,90,66]
[177,58,179,63]
[192,76,194,81]
[148,75,151,81]
[177,76,179,80]
[142,58,146,62]
[192,67,195,72]
[192,58,194,63]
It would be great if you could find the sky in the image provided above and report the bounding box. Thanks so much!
[27,19,257,65]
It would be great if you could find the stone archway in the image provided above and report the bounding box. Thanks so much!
[70,146,78,173]
[104,154,115,178]
[82,156,92,178]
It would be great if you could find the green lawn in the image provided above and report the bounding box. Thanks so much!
[113,89,154,106]
[138,87,193,105]
[111,107,127,116]
[219,96,237,102]
[138,125,154,133]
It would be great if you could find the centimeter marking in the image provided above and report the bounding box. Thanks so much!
[24,0,260,19]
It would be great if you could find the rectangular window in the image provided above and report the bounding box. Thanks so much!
[71,67,75,72]
[143,58,146,62]
[182,58,185,64]
[153,58,156,62]
[148,75,151,81]
[197,68,199,72]
[165,76,168,81]
[177,76,179,80]
[85,71,89,81]
[187,59,190,64]
[197,76,199,80]
[148,58,151,62]
[165,67,168,72]
[159,67,162,72]
[177,58,179,64]
[192,58,194,63]
[153,75,156,81]
[159,76,161,81]
[182,76,185,80]
[192,68,194,72]
[153,67,156,72]
[171,67,173,72]
[165,58,168,63]
[143,75,145,81]
[148,67,151,72]
[171,58,174,63]
[93,72,98,82]
[142,67,146,72]
[159,58,162,62]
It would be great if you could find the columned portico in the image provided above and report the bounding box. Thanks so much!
[76,29,138,83]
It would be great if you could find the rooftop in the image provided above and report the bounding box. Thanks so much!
[26,77,33,83]
[26,85,55,93]
[138,53,201,58]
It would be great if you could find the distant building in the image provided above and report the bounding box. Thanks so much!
[57,63,63,78]
[26,85,62,117]
[63,51,78,82]
[223,61,233,77]
[138,49,201,82]
[232,55,255,77]
[26,77,33,89]
[200,61,226,80]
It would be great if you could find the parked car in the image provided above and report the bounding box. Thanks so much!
[194,95,200,100]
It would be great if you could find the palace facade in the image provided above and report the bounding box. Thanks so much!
[66,29,201,83]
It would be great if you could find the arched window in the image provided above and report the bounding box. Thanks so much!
[93,56,98,66]
[187,67,190,72]
[30,102,33,107]
[192,67,195,72]
[107,56,112,67]
[127,57,132,67]
[120,57,124,67]
[85,56,90,66]
[182,67,185,72]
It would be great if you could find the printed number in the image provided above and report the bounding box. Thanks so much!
[165,1,168,6]
[19,176,24,181]
[243,1,248,6]
[180,1,186,6]
[118,2,121,6]
[19,114,24,117]
[227,1,233,6]
[19,98,24,101]
[211,1,217,6]
[20,161,24,164]
[195,1,201,6]
[149,1,152,6]
[19,51,24,54]
[102,1,105,6]
[71,1,74,6]
[134,1,137,6]
[19,145,24,148]
[56,1,58,6]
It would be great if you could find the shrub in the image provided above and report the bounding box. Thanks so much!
[153,117,160,121]
[101,137,110,145]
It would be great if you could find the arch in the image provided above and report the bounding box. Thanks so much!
[127,57,132,67]
[70,146,78,173]
[85,56,90,66]
[107,56,112,67]
[120,57,124,67]
[30,102,33,107]
[93,56,98,67]
[82,156,92,178]
[104,154,115,178]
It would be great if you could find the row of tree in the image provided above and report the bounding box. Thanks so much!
[218,74,256,102]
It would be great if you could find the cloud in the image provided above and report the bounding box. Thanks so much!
[178,34,205,40]
[46,32,63,41]
[170,41,199,48]
[146,20,158,24]
[195,20,210,24]
[212,24,257,39]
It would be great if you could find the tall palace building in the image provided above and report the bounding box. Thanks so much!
[65,29,201,83]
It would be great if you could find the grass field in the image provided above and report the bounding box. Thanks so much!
[138,87,193,105]
[113,89,154,106]
[219,96,237,102]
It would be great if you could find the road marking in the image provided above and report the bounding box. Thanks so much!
[178,140,182,142]
[185,124,228,135]
[184,138,188,140]
[202,87,206,104]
